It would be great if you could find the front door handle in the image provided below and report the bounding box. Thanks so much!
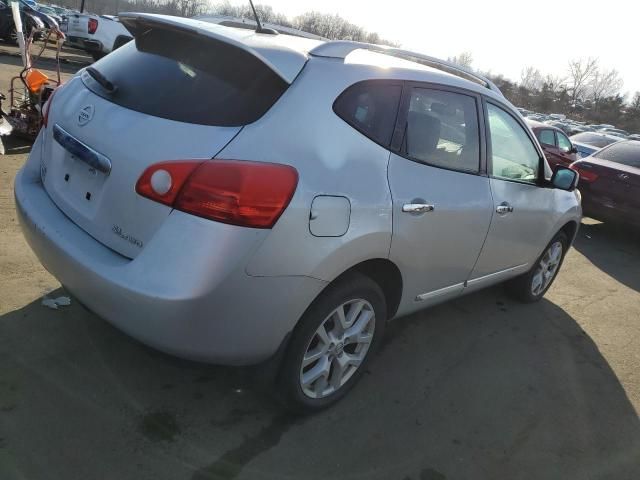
[402,203,435,214]
[496,202,514,214]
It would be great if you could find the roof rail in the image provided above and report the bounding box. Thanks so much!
[309,41,503,97]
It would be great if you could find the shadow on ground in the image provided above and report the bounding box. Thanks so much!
[1,285,639,480]
[574,220,640,293]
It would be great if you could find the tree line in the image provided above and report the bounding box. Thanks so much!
[483,57,639,133]
[48,0,398,46]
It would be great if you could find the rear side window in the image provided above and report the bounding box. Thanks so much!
[83,26,288,126]
[538,129,555,146]
[404,88,480,173]
[594,142,640,167]
[333,81,402,147]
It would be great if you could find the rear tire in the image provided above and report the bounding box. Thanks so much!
[506,231,569,303]
[278,272,386,413]
[91,51,105,62]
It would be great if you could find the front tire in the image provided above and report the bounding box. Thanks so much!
[506,231,568,303]
[278,272,386,413]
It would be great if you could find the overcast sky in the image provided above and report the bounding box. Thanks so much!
[241,0,639,96]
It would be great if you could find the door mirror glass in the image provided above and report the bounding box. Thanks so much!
[551,166,578,191]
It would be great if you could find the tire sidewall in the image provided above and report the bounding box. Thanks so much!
[524,231,569,302]
[279,273,386,413]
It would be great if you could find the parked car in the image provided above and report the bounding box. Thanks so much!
[527,120,577,168]
[0,0,44,44]
[570,132,621,158]
[34,4,61,24]
[599,128,629,139]
[15,14,581,411]
[628,134,640,141]
[61,12,131,60]
[570,141,640,229]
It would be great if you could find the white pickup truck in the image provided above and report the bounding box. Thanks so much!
[61,12,132,60]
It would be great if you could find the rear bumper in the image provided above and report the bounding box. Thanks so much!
[14,152,327,365]
[82,39,103,53]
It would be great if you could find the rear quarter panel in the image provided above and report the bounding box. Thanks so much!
[219,59,395,282]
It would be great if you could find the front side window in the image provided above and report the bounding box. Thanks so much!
[487,103,540,183]
[404,88,480,173]
[557,132,572,153]
[539,129,556,146]
[333,81,402,147]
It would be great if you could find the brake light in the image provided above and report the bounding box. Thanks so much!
[88,18,98,34]
[136,160,298,228]
[570,164,598,183]
[42,84,63,129]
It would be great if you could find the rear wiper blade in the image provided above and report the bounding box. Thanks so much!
[86,67,117,94]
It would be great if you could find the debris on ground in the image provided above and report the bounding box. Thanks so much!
[41,296,71,309]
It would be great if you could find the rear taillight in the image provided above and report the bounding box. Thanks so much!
[42,85,63,129]
[88,18,98,34]
[570,163,598,183]
[136,160,298,229]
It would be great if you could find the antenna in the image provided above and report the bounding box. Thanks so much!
[248,0,278,35]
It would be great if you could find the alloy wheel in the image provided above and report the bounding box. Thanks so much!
[299,299,375,399]
[531,241,563,296]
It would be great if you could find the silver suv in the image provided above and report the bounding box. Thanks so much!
[15,14,581,411]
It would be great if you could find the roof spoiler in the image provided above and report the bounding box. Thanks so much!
[118,13,308,83]
[309,41,503,97]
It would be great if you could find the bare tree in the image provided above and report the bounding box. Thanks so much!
[567,57,599,105]
[589,68,623,110]
[448,51,473,69]
[520,66,543,91]
[543,74,566,94]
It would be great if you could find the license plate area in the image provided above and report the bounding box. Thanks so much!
[48,124,111,217]
[56,152,108,214]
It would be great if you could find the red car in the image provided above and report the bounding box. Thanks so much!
[526,120,578,168]
[570,140,640,229]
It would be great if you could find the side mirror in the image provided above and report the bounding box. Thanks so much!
[551,166,578,191]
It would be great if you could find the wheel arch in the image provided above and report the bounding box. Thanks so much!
[328,258,403,320]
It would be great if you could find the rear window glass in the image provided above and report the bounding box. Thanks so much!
[333,81,402,147]
[594,142,640,167]
[83,26,288,126]
[571,132,619,148]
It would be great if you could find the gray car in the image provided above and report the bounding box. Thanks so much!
[14,14,582,411]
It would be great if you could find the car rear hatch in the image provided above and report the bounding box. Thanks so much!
[65,13,90,39]
[40,15,304,258]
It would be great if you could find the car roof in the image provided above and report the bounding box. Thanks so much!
[525,119,564,132]
[119,13,504,98]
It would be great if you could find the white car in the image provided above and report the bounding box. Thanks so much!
[61,12,131,60]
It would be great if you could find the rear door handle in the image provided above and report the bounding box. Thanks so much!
[496,202,514,214]
[402,203,435,214]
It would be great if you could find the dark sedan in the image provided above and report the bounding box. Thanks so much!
[526,120,577,168]
[570,141,640,229]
